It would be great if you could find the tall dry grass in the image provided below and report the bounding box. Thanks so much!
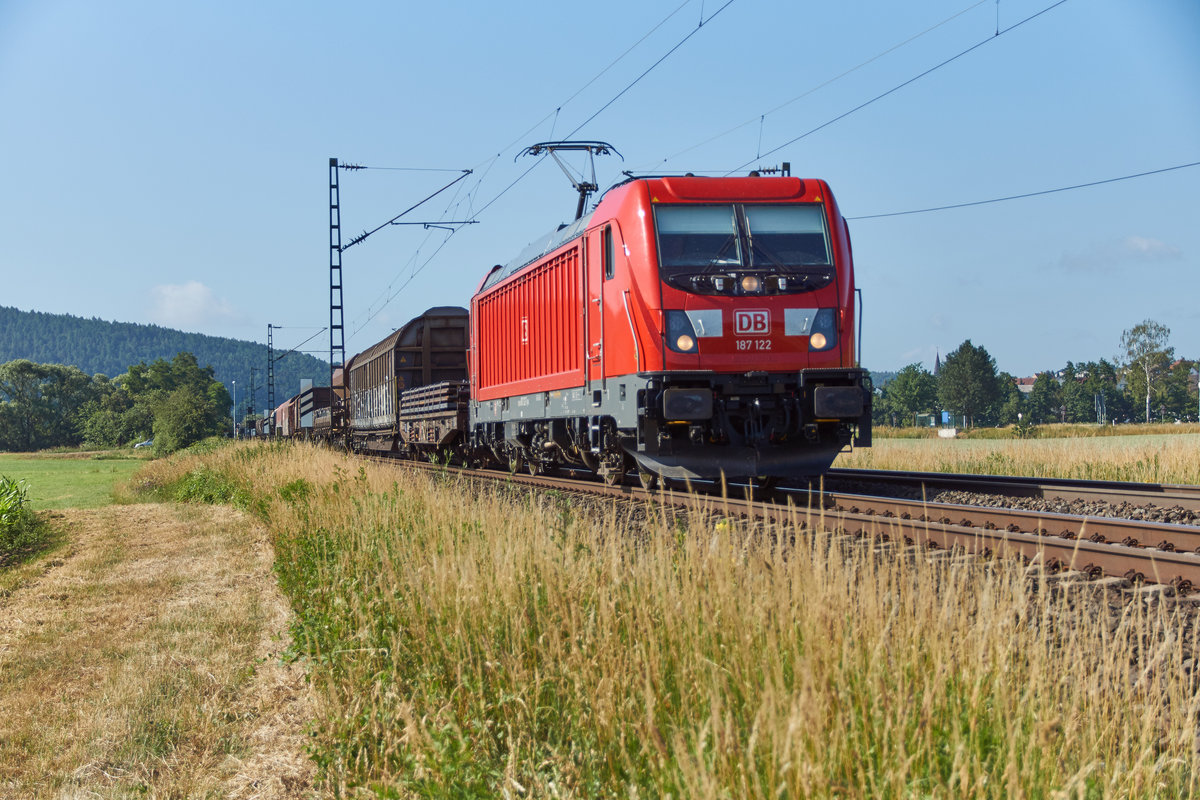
[836,433,1200,484]
[138,441,1200,797]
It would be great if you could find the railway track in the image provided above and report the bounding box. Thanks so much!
[378,456,1200,599]
[826,467,1200,514]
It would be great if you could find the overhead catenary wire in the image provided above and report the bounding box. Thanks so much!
[729,0,1071,173]
[344,1,723,345]
[460,0,696,180]
[346,0,738,345]
[273,327,327,363]
[441,0,701,221]
[471,0,735,222]
[341,170,474,252]
[339,164,466,172]
[635,0,989,171]
[561,0,736,140]
[352,174,474,338]
[847,160,1200,220]
[360,173,473,303]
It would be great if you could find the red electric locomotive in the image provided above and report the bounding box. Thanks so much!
[468,168,871,487]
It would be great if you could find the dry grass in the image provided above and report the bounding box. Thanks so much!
[836,432,1200,484]
[0,501,314,798]
[137,440,1200,797]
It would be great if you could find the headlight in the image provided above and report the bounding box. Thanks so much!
[665,311,699,353]
[808,308,837,352]
[740,275,761,293]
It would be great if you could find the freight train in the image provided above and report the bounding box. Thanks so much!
[277,171,871,488]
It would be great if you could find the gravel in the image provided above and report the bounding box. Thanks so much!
[821,479,1200,527]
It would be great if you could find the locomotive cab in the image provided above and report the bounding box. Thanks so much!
[621,176,872,480]
[468,172,871,485]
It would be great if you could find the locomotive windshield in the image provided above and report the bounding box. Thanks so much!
[654,203,834,295]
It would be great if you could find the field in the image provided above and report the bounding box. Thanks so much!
[122,441,1200,797]
[5,435,1200,796]
[0,445,313,797]
[835,430,1200,484]
[0,451,150,510]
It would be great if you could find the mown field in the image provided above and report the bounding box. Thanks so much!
[125,439,1200,798]
[0,446,312,797]
[0,451,150,510]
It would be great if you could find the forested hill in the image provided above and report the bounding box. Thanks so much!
[0,306,329,409]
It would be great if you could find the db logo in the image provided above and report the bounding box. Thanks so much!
[734,309,769,335]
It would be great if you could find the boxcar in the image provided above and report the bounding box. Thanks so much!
[348,306,469,453]
[311,365,348,443]
[273,394,299,438]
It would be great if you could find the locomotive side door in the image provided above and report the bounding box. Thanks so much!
[585,226,606,390]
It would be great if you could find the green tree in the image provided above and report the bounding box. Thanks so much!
[74,352,231,452]
[1119,319,1173,423]
[881,363,938,426]
[1059,370,1091,423]
[0,360,98,451]
[125,353,230,453]
[937,340,1002,427]
[995,372,1023,426]
[1026,372,1062,424]
[77,373,144,448]
[1162,359,1196,421]
[152,385,219,453]
[1077,360,1129,423]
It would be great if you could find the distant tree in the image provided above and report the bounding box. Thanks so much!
[937,340,1002,427]
[0,305,329,396]
[1162,359,1196,421]
[1074,360,1129,423]
[152,385,219,453]
[0,360,49,451]
[995,372,1023,426]
[1026,372,1062,424]
[76,374,152,448]
[1059,372,1090,423]
[1120,319,1173,423]
[74,352,230,451]
[881,363,938,426]
[125,353,231,453]
[0,360,97,451]
[77,405,126,448]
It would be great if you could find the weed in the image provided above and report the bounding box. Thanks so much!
[0,476,50,566]
[125,439,1200,797]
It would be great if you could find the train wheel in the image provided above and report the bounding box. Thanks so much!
[526,458,542,477]
[637,468,659,491]
[507,450,524,475]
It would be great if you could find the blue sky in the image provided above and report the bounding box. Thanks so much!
[1,0,1196,379]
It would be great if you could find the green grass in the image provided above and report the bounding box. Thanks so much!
[132,441,1200,797]
[0,452,147,510]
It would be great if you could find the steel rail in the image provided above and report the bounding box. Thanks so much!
[376,457,1200,593]
[826,468,1200,513]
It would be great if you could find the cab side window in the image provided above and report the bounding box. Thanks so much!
[603,226,614,280]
